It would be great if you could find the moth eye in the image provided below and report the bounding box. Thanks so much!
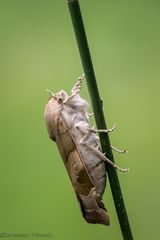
[58,97,63,103]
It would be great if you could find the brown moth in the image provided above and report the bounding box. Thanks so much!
[44,74,128,226]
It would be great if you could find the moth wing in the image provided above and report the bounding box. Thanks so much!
[44,97,110,225]
[55,120,110,226]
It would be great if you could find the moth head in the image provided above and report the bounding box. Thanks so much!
[47,89,68,103]
[54,90,68,103]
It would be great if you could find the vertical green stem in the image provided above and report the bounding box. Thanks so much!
[67,0,133,239]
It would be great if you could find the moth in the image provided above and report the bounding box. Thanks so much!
[44,74,128,226]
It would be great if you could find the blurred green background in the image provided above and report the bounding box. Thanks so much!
[0,0,160,239]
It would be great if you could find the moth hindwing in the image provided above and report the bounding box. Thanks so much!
[44,74,128,226]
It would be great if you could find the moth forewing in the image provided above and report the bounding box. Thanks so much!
[44,94,110,226]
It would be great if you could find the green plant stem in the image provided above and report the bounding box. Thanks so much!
[67,0,133,239]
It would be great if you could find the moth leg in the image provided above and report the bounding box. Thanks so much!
[80,140,129,172]
[64,74,85,104]
[76,128,93,146]
[71,73,85,95]
[87,123,116,134]
[111,145,127,154]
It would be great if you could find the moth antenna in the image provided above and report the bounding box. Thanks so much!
[46,89,55,96]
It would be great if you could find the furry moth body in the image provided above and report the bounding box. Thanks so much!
[44,75,128,226]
